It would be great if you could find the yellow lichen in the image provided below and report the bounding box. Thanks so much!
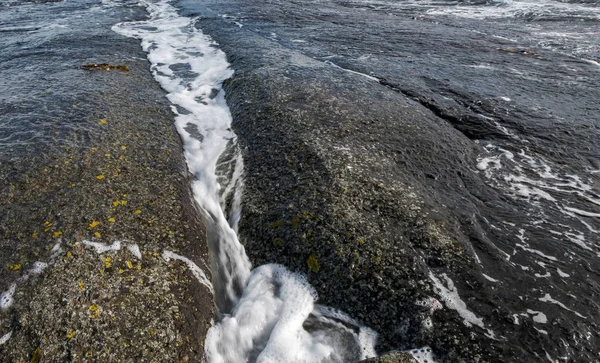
[104,257,112,269]
[113,200,120,207]
[44,221,52,227]
[120,200,127,206]
[303,211,316,219]
[66,251,72,259]
[108,217,115,223]
[134,209,142,214]
[30,348,41,363]
[66,330,76,339]
[98,119,107,125]
[121,145,127,150]
[53,231,63,238]
[291,217,300,228]
[31,233,38,238]
[89,304,99,311]
[9,264,22,271]
[78,281,84,291]
[96,174,105,180]
[88,221,100,228]
[306,254,320,272]
[94,232,101,238]
[119,268,124,274]
[126,261,133,269]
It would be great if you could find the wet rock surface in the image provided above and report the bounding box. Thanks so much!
[0,0,213,360]
[360,351,417,363]
[180,0,599,360]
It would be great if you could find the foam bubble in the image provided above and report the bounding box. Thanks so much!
[415,297,443,313]
[0,331,12,345]
[28,261,48,274]
[0,284,16,310]
[82,240,123,254]
[526,309,548,324]
[410,347,436,363]
[126,244,142,259]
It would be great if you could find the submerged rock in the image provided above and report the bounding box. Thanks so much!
[0,2,213,361]
[81,63,130,72]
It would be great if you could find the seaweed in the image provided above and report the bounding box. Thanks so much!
[81,63,130,72]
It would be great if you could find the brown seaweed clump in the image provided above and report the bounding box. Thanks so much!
[81,63,130,72]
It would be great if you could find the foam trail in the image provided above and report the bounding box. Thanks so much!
[113,1,379,362]
[163,250,213,293]
[113,0,250,310]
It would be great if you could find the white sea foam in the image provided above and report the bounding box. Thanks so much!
[28,261,48,274]
[0,284,16,310]
[410,347,437,363]
[0,331,12,345]
[429,272,496,339]
[477,143,599,268]
[1,259,51,310]
[113,1,380,362]
[526,309,548,324]
[82,240,144,259]
[539,293,586,319]
[50,242,62,258]
[425,0,600,21]
[83,240,122,254]
[324,60,379,81]
[127,244,142,259]
[206,264,377,362]
[564,207,600,218]
[482,274,498,283]
[415,296,443,314]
